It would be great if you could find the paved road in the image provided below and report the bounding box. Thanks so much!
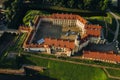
[109,11,120,41]
[111,13,120,20]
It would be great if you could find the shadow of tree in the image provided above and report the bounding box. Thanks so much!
[0,73,57,80]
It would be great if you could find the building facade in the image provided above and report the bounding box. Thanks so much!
[19,13,102,57]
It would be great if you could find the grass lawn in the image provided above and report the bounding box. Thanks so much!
[106,69,120,77]
[22,55,108,80]
[85,13,112,26]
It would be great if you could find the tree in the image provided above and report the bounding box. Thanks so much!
[101,0,109,11]
[83,0,91,9]
[77,0,84,9]
[3,0,24,28]
[67,0,74,8]
[90,0,100,10]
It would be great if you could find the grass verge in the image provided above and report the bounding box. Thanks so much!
[106,69,120,77]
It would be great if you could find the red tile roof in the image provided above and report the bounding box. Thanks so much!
[41,13,87,24]
[85,25,102,37]
[83,51,120,63]
[19,26,32,32]
[44,38,75,49]
[24,38,75,50]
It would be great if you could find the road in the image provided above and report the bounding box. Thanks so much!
[111,13,120,20]
[109,11,120,41]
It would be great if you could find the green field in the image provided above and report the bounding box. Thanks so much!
[106,69,120,77]
[23,10,49,26]
[21,55,109,80]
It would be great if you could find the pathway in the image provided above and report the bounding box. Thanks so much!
[111,13,120,20]
[109,11,120,41]
[0,69,24,75]
[103,68,120,80]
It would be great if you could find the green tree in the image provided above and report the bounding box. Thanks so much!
[3,0,14,24]
[101,0,109,11]
[67,0,74,8]
[3,0,24,28]
[90,0,100,10]
[83,0,92,9]
[77,0,84,9]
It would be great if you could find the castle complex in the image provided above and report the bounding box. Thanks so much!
[19,13,120,63]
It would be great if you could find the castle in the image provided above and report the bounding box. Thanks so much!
[19,13,120,63]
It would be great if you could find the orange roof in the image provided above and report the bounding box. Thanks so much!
[19,26,31,32]
[24,38,75,50]
[44,38,75,49]
[83,51,120,63]
[52,13,87,24]
[41,13,87,24]
[85,24,102,29]
[85,25,102,37]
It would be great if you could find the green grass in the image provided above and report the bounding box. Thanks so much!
[50,6,91,13]
[26,52,120,68]
[0,56,17,69]
[28,4,91,13]
[106,69,120,77]
[22,55,108,80]
[23,10,49,26]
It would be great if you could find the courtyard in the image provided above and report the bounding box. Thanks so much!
[32,20,81,43]
[33,21,62,43]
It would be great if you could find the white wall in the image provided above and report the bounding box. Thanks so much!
[29,48,46,52]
